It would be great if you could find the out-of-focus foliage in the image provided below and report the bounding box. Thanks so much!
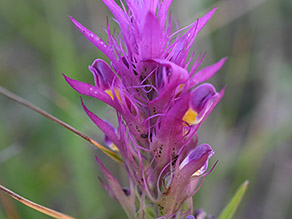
[219,180,249,219]
[0,0,291,218]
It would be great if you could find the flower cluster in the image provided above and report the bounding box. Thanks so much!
[64,0,226,218]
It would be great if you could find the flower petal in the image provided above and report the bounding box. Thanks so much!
[185,216,195,219]
[179,144,214,174]
[183,84,224,127]
[158,147,212,214]
[192,88,225,132]
[148,59,189,110]
[89,59,118,90]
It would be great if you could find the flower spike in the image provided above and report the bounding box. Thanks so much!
[67,0,226,217]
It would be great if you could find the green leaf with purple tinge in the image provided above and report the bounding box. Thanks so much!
[219,180,249,219]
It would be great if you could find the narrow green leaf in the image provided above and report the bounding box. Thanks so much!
[219,180,249,219]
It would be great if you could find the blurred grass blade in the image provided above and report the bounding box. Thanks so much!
[219,180,249,219]
[0,184,75,219]
[0,85,122,163]
[0,184,20,219]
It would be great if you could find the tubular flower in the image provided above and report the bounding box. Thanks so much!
[65,0,226,218]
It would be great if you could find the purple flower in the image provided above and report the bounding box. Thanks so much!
[65,0,226,217]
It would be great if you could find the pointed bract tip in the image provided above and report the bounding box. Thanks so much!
[62,74,74,87]
[62,73,69,81]
[68,16,76,23]
[68,16,80,26]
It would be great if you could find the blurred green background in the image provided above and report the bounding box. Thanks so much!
[0,0,291,218]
